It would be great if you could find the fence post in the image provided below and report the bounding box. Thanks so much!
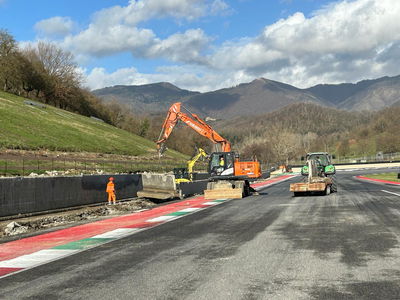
[22,158,25,176]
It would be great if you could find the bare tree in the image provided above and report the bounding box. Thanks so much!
[23,42,82,109]
[0,29,19,91]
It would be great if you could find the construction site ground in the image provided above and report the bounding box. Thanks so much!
[0,198,156,242]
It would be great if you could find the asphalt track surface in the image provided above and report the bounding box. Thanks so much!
[1,169,400,299]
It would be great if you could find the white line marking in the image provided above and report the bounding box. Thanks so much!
[178,208,201,213]
[92,228,140,239]
[382,190,400,197]
[0,249,79,268]
[203,202,219,205]
[146,215,178,223]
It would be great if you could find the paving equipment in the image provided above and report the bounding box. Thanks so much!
[290,152,337,196]
[138,102,262,200]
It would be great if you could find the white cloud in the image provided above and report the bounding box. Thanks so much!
[85,65,250,92]
[85,67,142,90]
[204,0,400,87]
[210,0,232,15]
[62,25,156,57]
[35,16,75,37]
[50,0,224,64]
[147,29,211,63]
[89,0,230,27]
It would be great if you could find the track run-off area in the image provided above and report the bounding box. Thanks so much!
[1,169,400,299]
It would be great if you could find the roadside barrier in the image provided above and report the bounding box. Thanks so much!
[0,174,142,218]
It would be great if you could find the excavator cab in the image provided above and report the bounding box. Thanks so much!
[208,152,235,176]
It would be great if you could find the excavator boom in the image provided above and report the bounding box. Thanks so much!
[156,102,231,155]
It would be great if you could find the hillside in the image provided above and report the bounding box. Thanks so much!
[340,76,400,111]
[215,102,399,164]
[345,106,400,155]
[306,75,400,110]
[94,75,400,118]
[0,91,185,159]
[184,78,328,119]
[93,82,198,114]
[218,102,369,138]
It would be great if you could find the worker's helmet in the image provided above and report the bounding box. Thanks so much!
[109,177,114,181]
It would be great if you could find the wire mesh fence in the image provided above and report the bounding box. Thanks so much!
[0,155,206,177]
[289,152,400,167]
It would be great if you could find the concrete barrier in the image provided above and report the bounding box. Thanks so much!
[179,180,208,197]
[140,173,176,192]
[0,174,142,218]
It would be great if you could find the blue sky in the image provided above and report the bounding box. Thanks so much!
[1,0,400,91]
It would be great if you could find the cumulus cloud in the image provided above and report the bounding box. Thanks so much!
[54,0,225,64]
[205,0,400,88]
[146,29,211,63]
[35,16,75,37]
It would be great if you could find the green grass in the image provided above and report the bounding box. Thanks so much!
[364,172,400,183]
[0,91,186,159]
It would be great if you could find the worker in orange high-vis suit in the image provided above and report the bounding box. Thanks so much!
[106,177,116,205]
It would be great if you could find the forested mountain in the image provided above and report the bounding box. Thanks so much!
[93,82,198,114]
[95,75,400,118]
[339,76,400,111]
[214,103,398,164]
[183,78,328,118]
[217,102,368,137]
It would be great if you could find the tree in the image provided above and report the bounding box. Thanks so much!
[0,29,19,91]
[24,42,82,109]
[138,118,150,137]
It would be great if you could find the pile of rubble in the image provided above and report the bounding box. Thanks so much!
[27,169,106,177]
[0,199,155,239]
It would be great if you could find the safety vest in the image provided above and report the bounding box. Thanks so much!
[106,181,115,193]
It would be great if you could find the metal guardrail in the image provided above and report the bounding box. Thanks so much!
[289,160,400,168]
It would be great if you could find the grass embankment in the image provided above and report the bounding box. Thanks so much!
[0,91,188,175]
[0,91,185,159]
[363,173,400,183]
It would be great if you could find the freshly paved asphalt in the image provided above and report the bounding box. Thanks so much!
[1,169,400,299]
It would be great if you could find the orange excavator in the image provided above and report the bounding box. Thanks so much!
[157,102,231,154]
[150,102,261,199]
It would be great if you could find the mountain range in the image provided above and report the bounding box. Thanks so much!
[93,74,400,119]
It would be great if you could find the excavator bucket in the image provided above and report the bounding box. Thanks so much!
[204,180,245,200]
[137,173,181,200]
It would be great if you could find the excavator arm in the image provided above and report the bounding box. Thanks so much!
[156,102,231,155]
[187,148,208,175]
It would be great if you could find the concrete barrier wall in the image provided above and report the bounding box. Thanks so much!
[179,180,208,197]
[0,174,142,217]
